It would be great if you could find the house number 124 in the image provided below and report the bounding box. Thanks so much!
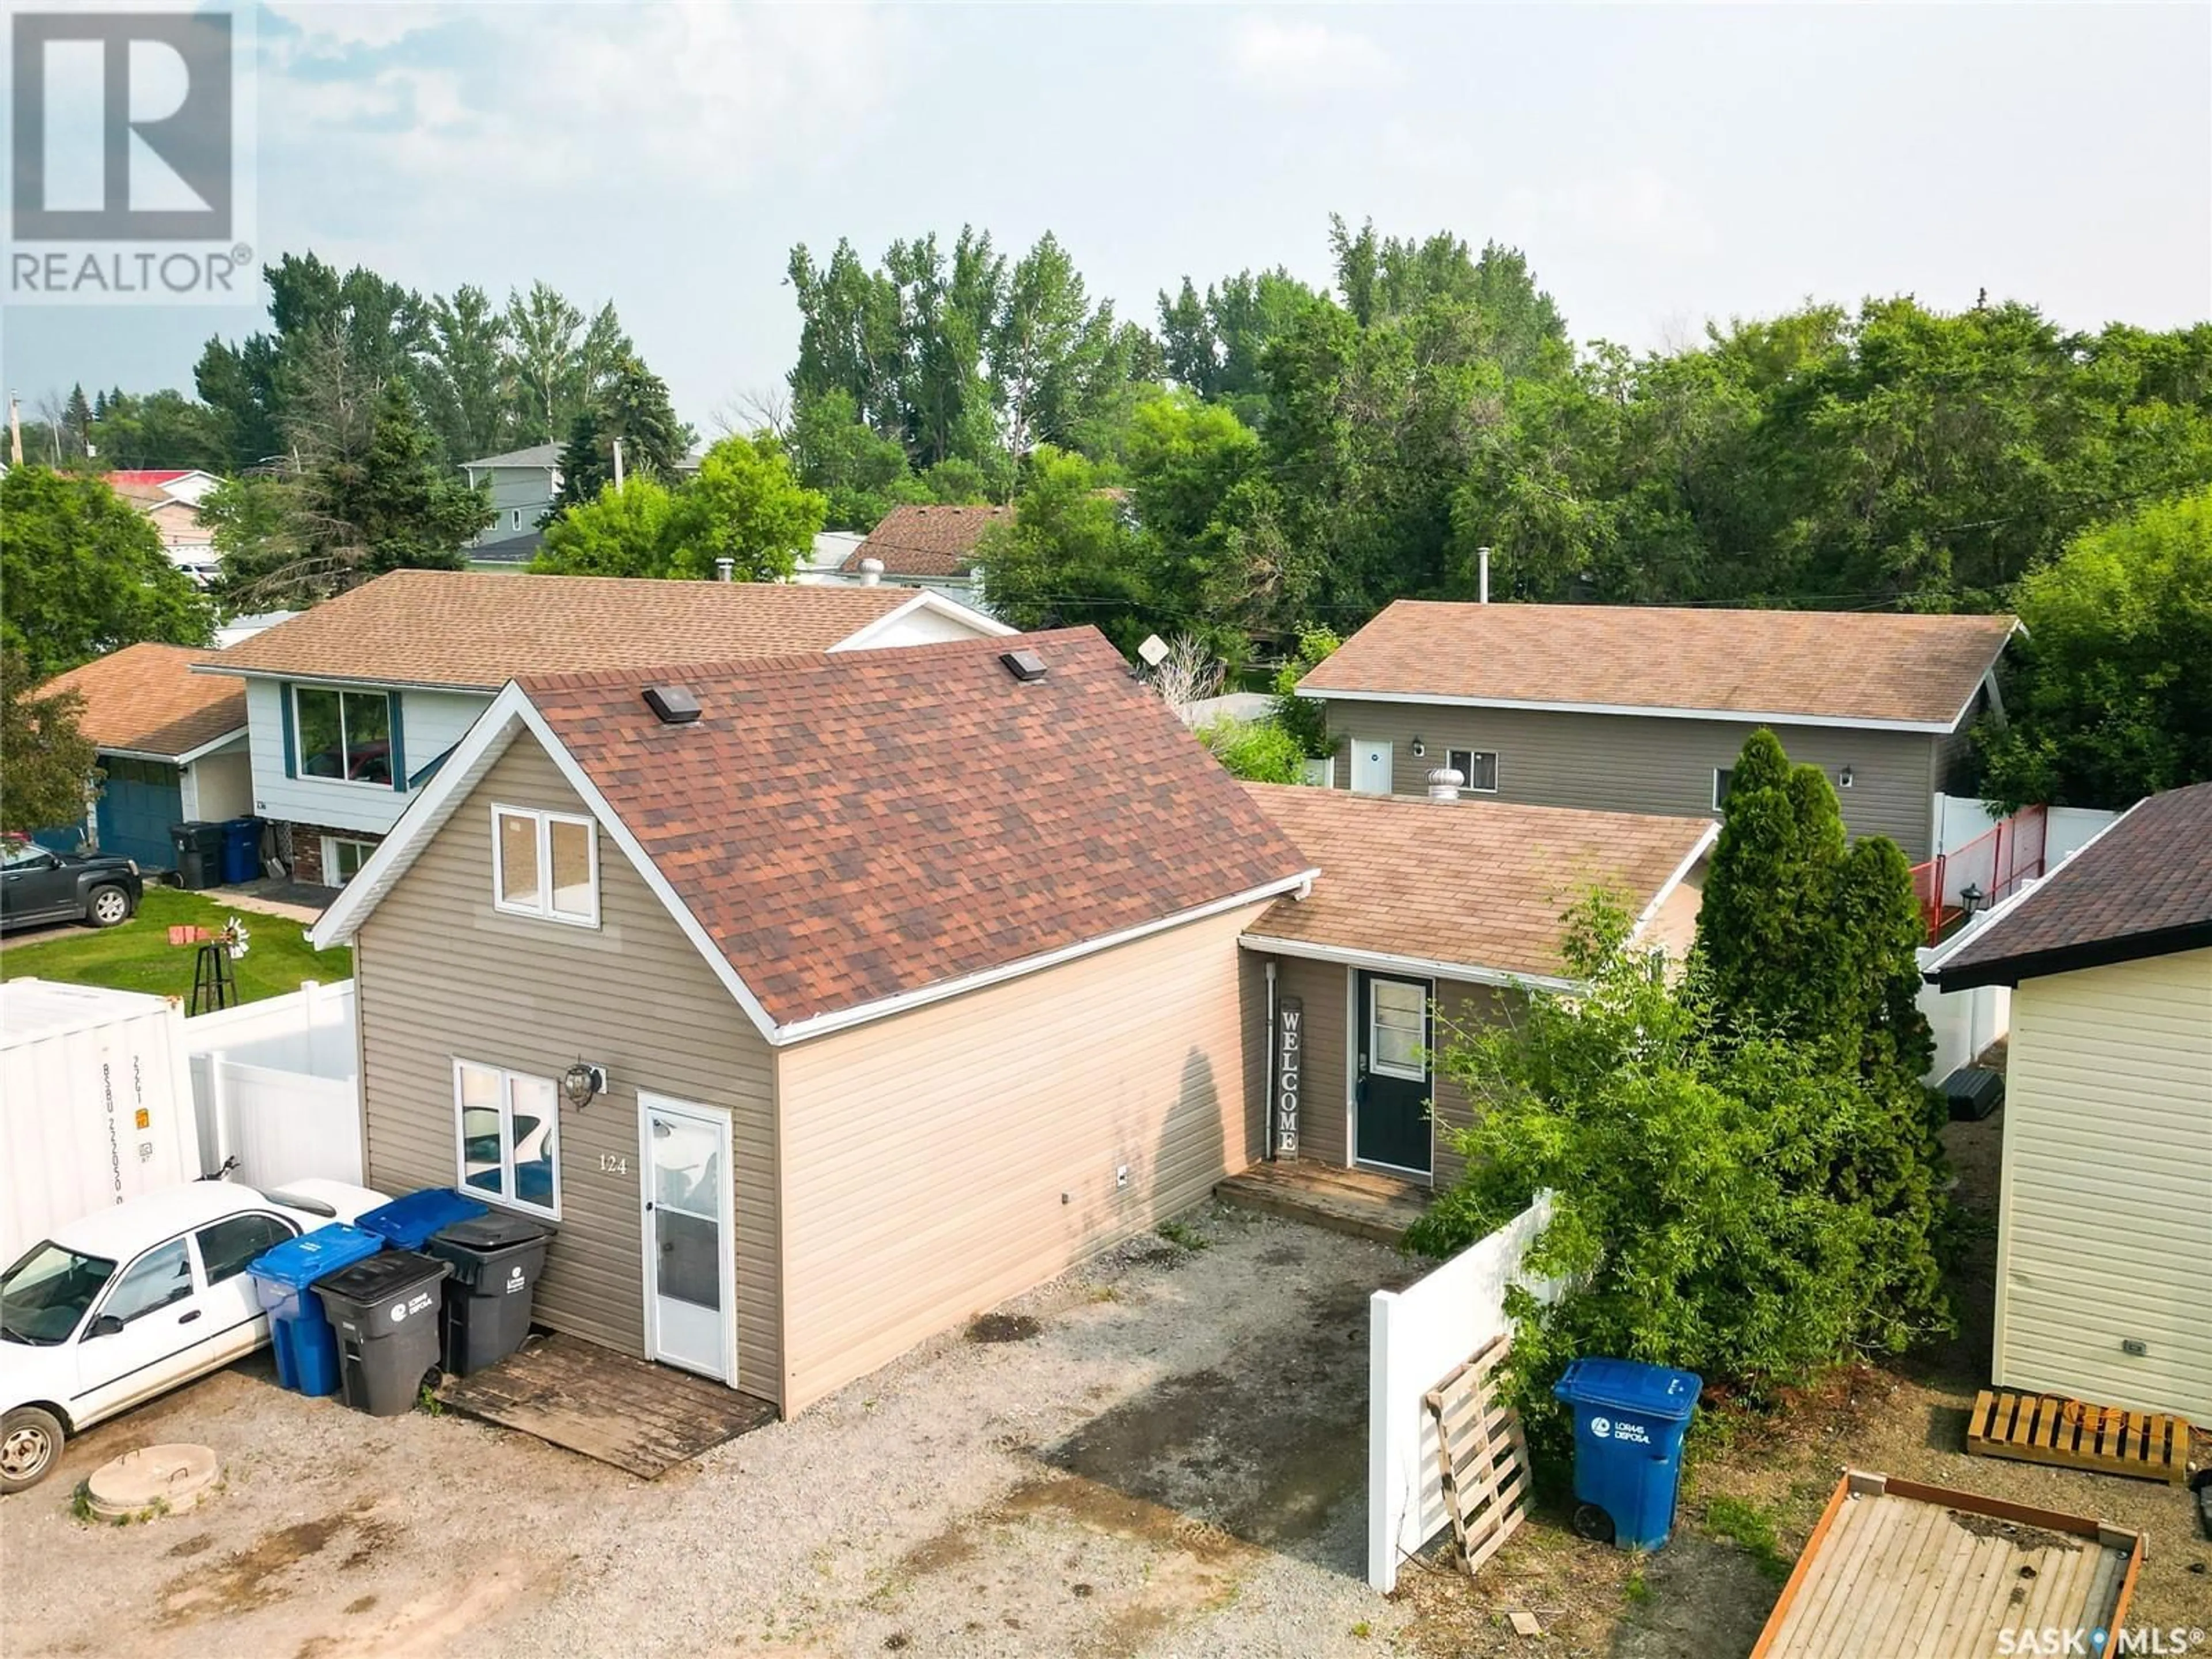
[599,1153,629,1176]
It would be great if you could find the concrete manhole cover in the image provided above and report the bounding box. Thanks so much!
[84,1444,220,1522]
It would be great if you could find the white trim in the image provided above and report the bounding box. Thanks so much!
[1240,934,1580,995]
[151,729,250,767]
[827,589,1015,649]
[314,680,1313,1047]
[1628,821,1722,945]
[771,872,1318,1044]
[1296,684,1971,735]
[452,1058,563,1222]
[488,804,600,928]
[637,1092,737,1384]
[320,835,377,885]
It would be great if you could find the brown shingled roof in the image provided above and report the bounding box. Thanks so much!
[1241,783,1715,982]
[204,570,927,690]
[40,643,247,760]
[1299,601,2017,730]
[844,504,1011,577]
[522,628,1313,1029]
[1931,782,2212,988]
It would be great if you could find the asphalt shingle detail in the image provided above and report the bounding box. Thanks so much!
[40,643,247,759]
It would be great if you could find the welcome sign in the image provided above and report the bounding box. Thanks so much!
[1274,995,1302,1158]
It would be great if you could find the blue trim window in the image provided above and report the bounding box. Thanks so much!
[290,685,405,789]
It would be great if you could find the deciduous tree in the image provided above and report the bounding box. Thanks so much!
[0,469,213,677]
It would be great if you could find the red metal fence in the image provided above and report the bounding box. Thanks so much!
[1909,805,2048,943]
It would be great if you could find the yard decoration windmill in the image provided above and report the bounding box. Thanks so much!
[169,916,251,1014]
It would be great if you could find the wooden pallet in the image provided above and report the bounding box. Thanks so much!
[1965,1388,2192,1486]
[1425,1335,1531,1577]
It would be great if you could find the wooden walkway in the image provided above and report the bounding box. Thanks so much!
[438,1332,775,1479]
[1750,1471,2142,1658]
[1215,1160,1430,1245]
[1966,1388,2192,1484]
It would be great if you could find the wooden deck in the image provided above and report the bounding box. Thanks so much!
[437,1332,776,1479]
[1214,1160,1430,1245]
[1966,1387,2192,1485]
[1749,1470,2143,1658]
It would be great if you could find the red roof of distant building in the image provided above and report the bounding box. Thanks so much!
[104,469,194,487]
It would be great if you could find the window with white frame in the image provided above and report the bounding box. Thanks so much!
[1369,979,1429,1080]
[1446,748,1499,793]
[491,806,599,926]
[293,685,393,785]
[454,1060,560,1218]
[321,836,376,884]
[1713,768,1735,811]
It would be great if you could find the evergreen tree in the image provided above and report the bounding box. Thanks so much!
[553,408,611,513]
[600,354,687,480]
[61,385,93,460]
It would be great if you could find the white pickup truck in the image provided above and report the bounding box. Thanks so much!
[1,1177,386,1492]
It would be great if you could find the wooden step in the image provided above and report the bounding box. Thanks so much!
[1964,1388,2191,1486]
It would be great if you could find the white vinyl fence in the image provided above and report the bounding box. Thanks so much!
[1368,1192,1561,1592]
[1917,942,2010,1081]
[180,979,363,1189]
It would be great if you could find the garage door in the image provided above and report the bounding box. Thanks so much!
[96,756,184,869]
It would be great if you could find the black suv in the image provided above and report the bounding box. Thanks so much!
[0,837,143,930]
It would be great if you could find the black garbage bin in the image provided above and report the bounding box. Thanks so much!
[311,1249,452,1416]
[168,821,225,889]
[426,1211,551,1376]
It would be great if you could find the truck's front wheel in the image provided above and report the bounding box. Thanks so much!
[85,885,133,927]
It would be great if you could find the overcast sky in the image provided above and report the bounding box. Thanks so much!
[5,3,2207,431]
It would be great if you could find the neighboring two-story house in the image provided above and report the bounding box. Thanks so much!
[1297,601,2018,862]
[458,443,563,561]
[194,569,1011,884]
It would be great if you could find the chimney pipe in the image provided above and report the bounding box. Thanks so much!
[1427,766,1465,803]
[714,557,734,583]
[612,435,625,489]
[857,556,884,587]
[1478,546,1490,605]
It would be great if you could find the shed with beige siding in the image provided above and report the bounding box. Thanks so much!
[313,629,1313,1415]
[1931,782,2212,1420]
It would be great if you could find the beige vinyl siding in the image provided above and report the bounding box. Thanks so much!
[354,736,782,1404]
[773,904,1268,1412]
[1322,700,1942,859]
[1994,948,2212,1419]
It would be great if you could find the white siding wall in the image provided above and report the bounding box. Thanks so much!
[1995,947,2212,1418]
[184,744,253,823]
[242,677,494,836]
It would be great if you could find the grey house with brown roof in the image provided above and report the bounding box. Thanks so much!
[196,570,1009,883]
[310,629,1314,1414]
[1298,601,2018,861]
[839,503,1010,609]
[1927,782,2212,1419]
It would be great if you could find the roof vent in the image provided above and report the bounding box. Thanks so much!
[999,649,1048,684]
[857,556,885,586]
[1427,766,1464,802]
[643,685,702,725]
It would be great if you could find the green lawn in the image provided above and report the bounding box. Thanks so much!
[1,887,351,1005]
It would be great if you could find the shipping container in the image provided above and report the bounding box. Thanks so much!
[1,979,201,1265]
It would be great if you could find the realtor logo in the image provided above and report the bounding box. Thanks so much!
[9,6,255,301]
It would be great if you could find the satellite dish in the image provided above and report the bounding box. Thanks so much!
[1137,634,1170,668]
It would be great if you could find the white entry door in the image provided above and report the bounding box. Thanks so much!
[1350,738,1393,796]
[639,1094,734,1382]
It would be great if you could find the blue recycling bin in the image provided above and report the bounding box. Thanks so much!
[247,1224,384,1396]
[1553,1357,1701,1550]
[355,1187,487,1251]
[220,817,263,884]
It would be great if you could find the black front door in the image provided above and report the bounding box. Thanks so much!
[1355,971,1433,1174]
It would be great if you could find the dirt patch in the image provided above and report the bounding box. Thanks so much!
[158,1502,395,1626]
[966,1313,1043,1344]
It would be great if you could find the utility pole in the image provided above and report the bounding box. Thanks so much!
[611,435,624,489]
[7,392,21,467]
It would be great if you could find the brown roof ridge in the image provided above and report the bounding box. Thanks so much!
[517,625,1103,700]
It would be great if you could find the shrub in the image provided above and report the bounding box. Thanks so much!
[1199,715,1308,783]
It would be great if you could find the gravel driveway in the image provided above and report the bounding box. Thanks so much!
[3,1203,1420,1658]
